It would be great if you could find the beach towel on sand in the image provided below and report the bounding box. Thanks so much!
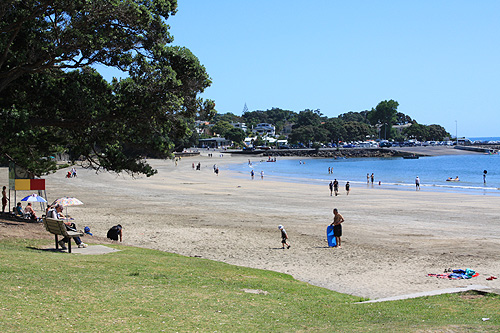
[427,268,479,280]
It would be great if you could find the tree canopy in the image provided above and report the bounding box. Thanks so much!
[0,0,177,92]
[367,100,399,140]
[338,111,370,124]
[1,0,215,177]
[403,123,450,141]
[224,128,246,144]
[242,107,296,132]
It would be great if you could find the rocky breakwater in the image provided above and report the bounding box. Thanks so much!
[263,148,404,158]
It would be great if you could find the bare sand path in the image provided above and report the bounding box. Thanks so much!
[3,153,500,300]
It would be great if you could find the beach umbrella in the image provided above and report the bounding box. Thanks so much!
[20,194,47,203]
[51,197,84,217]
[51,197,84,207]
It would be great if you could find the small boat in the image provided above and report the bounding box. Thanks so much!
[403,155,419,159]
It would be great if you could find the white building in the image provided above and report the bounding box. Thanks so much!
[231,122,247,132]
[252,123,276,136]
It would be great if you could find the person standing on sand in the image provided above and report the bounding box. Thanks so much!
[371,173,374,184]
[415,176,420,190]
[333,179,339,196]
[345,181,350,195]
[2,186,8,213]
[278,225,290,249]
[251,169,254,179]
[367,173,370,183]
[261,170,264,179]
[331,208,344,248]
[329,181,333,196]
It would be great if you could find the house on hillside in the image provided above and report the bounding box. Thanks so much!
[194,120,211,136]
[252,123,276,136]
[231,122,247,131]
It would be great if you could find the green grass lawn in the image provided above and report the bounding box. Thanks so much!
[0,238,498,332]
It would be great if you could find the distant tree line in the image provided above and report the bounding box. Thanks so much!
[209,100,450,146]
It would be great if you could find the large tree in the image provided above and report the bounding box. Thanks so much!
[289,125,328,145]
[211,120,233,138]
[343,121,375,141]
[427,124,450,141]
[322,118,347,143]
[225,128,246,144]
[338,111,370,124]
[367,100,399,140]
[293,109,322,128]
[0,0,215,176]
[0,0,177,92]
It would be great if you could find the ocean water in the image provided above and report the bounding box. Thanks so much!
[469,136,500,142]
[225,153,500,196]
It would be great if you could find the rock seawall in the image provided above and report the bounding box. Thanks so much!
[241,148,407,158]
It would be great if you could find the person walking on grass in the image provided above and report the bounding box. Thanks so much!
[331,208,345,248]
[278,225,290,249]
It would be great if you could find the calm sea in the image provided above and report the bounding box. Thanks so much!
[225,142,500,196]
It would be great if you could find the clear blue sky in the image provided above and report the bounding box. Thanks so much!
[100,1,500,137]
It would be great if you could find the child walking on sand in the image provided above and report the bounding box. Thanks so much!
[278,225,291,249]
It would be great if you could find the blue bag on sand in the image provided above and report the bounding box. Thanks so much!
[84,226,93,236]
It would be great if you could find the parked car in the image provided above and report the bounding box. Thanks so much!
[379,141,392,148]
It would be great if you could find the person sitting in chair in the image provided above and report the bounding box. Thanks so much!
[48,204,87,249]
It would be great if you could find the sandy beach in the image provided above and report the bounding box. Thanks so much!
[3,151,500,300]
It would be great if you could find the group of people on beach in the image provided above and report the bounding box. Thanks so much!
[66,167,77,178]
[278,208,345,249]
[46,203,123,250]
[13,201,39,220]
[2,187,123,250]
[328,180,350,196]
[367,173,374,184]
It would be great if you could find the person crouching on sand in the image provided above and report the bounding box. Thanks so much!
[278,225,290,249]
